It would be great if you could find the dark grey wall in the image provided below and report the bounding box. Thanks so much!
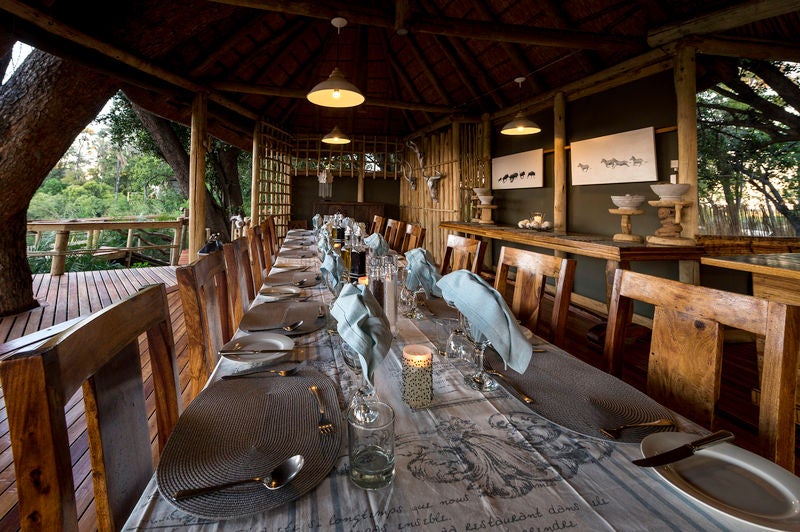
[291,175,400,226]
[491,71,706,304]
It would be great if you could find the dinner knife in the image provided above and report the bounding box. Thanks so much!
[218,348,302,356]
[632,430,735,467]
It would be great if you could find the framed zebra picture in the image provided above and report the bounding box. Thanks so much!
[491,149,544,190]
[570,127,657,185]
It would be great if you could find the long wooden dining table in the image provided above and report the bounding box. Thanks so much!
[123,229,792,531]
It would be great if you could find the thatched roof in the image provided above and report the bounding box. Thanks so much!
[3,0,800,149]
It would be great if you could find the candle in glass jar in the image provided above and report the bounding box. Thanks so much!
[402,345,433,408]
[532,212,543,224]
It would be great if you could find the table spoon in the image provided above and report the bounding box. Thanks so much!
[173,454,304,500]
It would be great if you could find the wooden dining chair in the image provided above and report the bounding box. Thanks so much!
[247,224,270,288]
[0,284,181,531]
[177,250,235,401]
[493,246,576,348]
[263,215,279,262]
[382,219,407,252]
[440,234,486,275]
[400,223,426,254]
[604,269,800,471]
[369,215,387,235]
[223,236,255,328]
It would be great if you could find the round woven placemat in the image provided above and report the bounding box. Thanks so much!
[157,367,342,519]
[278,249,315,258]
[484,348,675,443]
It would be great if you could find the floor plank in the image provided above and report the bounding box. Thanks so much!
[0,267,181,532]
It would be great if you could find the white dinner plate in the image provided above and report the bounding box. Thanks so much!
[257,285,302,301]
[641,432,800,530]
[219,333,294,363]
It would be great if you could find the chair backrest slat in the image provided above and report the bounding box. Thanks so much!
[493,246,576,347]
[177,251,234,401]
[604,269,800,471]
[440,234,485,275]
[0,284,180,531]
[224,236,255,328]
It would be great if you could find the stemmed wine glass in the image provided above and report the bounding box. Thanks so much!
[400,267,426,320]
[337,338,378,422]
[446,310,473,360]
[462,317,498,392]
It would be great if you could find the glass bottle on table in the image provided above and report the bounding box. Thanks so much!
[463,317,498,392]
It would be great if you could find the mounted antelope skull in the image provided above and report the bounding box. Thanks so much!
[406,139,445,203]
[401,159,417,191]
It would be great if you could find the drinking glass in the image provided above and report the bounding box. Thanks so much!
[348,401,395,490]
[446,310,472,360]
[463,317,498,392]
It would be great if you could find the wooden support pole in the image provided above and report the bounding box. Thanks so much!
[51,230,69,275]
[188,93,208,259]
[251,121,263,224]
[553,92,567,234]
[674,45,698,241]
[357,170,365,202]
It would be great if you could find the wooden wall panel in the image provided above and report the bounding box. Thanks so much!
[399,122,485,265]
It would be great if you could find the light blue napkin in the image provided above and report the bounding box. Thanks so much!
[365,232,389,257]
[331,283,392,385]
[320,250,344,293]
[405,247,442,298]
[342,217,354,230]
[312,213,322,233]
[436,270,532,374]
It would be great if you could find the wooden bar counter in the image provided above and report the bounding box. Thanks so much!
[439,221,704,304]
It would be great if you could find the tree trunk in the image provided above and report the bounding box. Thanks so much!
[0,51,117,316]
[130,100,237,240]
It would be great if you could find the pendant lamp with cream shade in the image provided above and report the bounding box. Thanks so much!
[306,18,364,108]
[501,77,541,136]
[321,125,351,144]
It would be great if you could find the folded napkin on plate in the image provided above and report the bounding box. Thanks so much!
[405,247,442,298]
[331,283,392,385]
[312,213,322,232]
[364,232,389,257]
[437,270,531,374]
[320,250,344,293]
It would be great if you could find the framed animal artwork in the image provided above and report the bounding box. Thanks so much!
[570,127,657,185]
[491,149,544,190]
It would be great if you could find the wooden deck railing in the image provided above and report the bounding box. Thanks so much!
[27,216,189,275]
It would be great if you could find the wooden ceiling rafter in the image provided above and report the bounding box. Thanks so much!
[647,0,800,47]
[0,0,258,123]
[227,16,310,80]
[187,11,273,77]
[387,50,433,124]
[470,0,547,96]
[380,30,422,134]
[211,0,644,52]
[404,32,452,107]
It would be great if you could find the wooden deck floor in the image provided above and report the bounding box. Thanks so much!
[0,267,191,532]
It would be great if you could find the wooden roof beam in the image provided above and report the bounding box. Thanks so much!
[648,0,800,47]
[690,35,800,62]
[209,80,452,114]
[211,0,643,51]
[0,0,258,121]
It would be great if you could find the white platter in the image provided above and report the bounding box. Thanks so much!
[219,333,294,363]
[257,285,302,301]
[641,432,800,530]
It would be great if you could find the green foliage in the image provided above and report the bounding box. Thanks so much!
[698,60,800,235]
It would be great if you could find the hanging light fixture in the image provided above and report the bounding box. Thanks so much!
[501,77,541,136]
[321,125,351,144]
[306,18,365,108]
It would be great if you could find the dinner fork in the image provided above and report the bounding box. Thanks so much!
[309,385,335,435]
